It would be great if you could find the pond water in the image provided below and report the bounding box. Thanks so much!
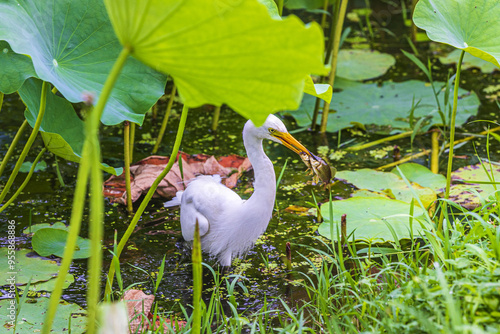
[1,0,500,323]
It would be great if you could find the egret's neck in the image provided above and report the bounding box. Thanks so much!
[243,131,276,208]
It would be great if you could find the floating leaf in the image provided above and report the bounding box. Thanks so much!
[22,222,68,235]
[439,49,499,73]
[319,197,429,243]
[0,297,86,333]
[288,79,480,132]
[448,163,500,209]
[336,169,437,208]
[19,160,47,173]
[32,228,91,259]
[337,49,395,81]
[104,0,327,126]
[414,0,500,68]
[0,40,36,94]
[20,78,122,175]
[19,274,74,293]
[0,0,167,125]
[0,248,59,285]
[392,163,447,193]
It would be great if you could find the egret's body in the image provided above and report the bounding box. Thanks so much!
[168,114,313,266]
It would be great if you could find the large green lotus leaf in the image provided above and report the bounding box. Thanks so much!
[32,228,91,259]
[448,163,500,209]
[318,197,429,243]
[439,49,499,74]
[337,49,395,81]
[104,0,327,126]
[304,76,332,103]
[336,169,437,209]
[0,248,59,285]
[22,222,68,235]
[18,274,74,293]
[288,79,480,132]
[20,78,122,175]
[0,40,37,94]
[257,0,281,19]
[0,297,86,333]
[414,0,500,68]
[0,0,167,125]
[391,163,447,193]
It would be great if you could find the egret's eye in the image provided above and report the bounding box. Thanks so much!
[268,128,276,134]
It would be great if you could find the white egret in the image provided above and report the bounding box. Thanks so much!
[165,114,317,266]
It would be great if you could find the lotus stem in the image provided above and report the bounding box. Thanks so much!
[0,119,28,178]
[54,155,66,187]
[153,84,177,154]
[431,130,439,173]
[444,50,465,200]
[276,0,284,16]
[320,0,329,28]
[346,130,413,151]
[0,82,49,204]
[192,221,202,334]
[212,106,221,132]
[104,104,189,299]
[124,121,133,213]
[0,92,3,112]
[320,0,348,133]
[0,147,47,214]
[130,122,135,162]
[42,46,131,334]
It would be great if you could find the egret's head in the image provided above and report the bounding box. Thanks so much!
[247,114,313,156]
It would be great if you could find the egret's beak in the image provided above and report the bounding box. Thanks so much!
[272,131,313,157]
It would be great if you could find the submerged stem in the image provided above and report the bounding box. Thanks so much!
[104,104,190,299]
[41,46,131,334]
[0,82,48,204]
[0,119,28,179]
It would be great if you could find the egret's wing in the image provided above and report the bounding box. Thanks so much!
[180,175,241,241]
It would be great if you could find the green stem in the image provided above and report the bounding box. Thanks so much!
[192,221,202,334]
[153,84,177,154]
[346,131,413,151]
[42,46,131,334]
[320,0,348,133]
[440,50,465,231]
[104,104,189,299]
[130,122,135,162]
[124,121,133,213]
[54,155,66,187]
[0,82,49,204]
[0,119,28,179]
[0,148,47,214]
[0,92,3,112]
[212,106,221,132]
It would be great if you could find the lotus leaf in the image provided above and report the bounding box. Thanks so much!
[319,197,429,243]
[0,0,167,125]
[19,78,122,175]
[0,248,59,285]
[414,0,500,68]
[439,49,499,73]
[392,163,446,193]
[104,0,327,126]
[19,160,47,173]
[22,222,68,235]
[337,49,395,81]
[32,228,91,259]
[336,169,437,209]
[0,297,86,333]
[448,163,500,209]
[19,274,74,293]
[289,79,479,132]
[0,40,36,94]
